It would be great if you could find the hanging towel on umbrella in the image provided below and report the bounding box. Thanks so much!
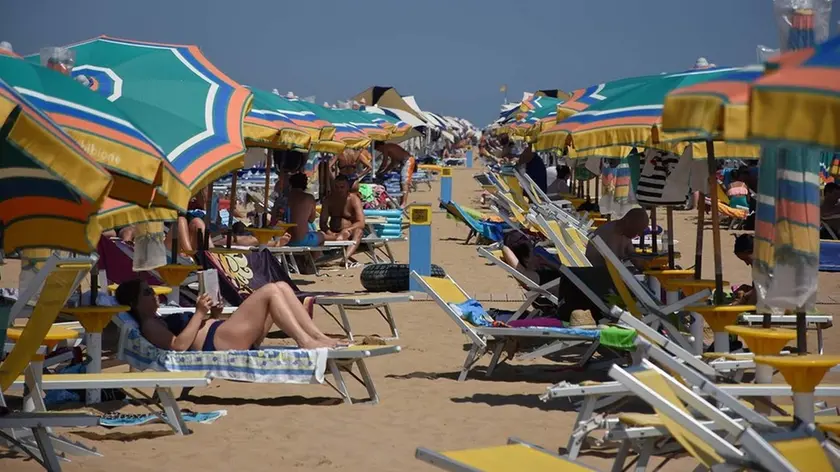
[636,147,693,206]
[753,146,821,314]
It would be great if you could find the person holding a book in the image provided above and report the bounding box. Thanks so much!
[115,279,343,351]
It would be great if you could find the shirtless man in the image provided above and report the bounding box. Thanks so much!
[374,141,415,206]
[333,148,372,190]
[585,207,650,269]
[286,173,338,247]
[320,175,366,263]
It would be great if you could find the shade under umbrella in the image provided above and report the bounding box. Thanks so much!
[0,78,113,254]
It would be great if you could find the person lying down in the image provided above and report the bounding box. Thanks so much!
[115,279,343,351]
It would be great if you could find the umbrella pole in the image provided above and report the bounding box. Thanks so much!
[705,141,724,304]
[694,195,705,279]
[667,207,675,269]
[263,151,272,228]
[227,172,238,249]
[650,206,658,254]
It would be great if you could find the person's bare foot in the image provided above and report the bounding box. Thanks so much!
[273,233,292,247]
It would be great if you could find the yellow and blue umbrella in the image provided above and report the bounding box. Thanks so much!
[244,88,315,151]
[0,78,113,254]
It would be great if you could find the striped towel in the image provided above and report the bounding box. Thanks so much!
[754,145,820,314]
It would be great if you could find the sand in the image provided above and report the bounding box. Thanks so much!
[3,166,840,471]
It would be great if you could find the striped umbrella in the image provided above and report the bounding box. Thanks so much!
[296,103,370,150]
[535,74,662,151]
[244,88,316,151]
[552,67,760,159]
[30,36,253,229]
[29,36,253,194]
[329,108,391,142]
[0,78,113,254]
[748,34,837,345]
[0,54,184,210]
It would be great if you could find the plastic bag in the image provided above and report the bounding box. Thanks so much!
[132,222,167,271]
[773,0,833,51]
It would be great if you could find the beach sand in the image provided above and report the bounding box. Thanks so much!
[3,165,839,471]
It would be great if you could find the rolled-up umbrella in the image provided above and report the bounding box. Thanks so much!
[0,78,113,254]
[0,54,182,210]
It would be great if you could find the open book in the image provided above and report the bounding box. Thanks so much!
[197,269,221,308]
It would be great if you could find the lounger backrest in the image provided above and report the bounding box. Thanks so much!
[592,235,661,310]
[0,261,91,391]
[771,437,834,471]
[546,221,589,267]
[411,272,484,346]
[632,370,724,467]
[502,174,530,211]
[477,247,540,292]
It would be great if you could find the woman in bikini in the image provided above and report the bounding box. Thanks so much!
[115,279,342,351]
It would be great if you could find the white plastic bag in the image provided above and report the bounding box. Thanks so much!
[132,222,167,271]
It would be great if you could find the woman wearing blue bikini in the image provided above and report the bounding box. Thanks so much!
[115,280,342,351]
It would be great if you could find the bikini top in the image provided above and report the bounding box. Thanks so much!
[162,312,193,335]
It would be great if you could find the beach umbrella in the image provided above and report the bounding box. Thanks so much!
[329,108,391,142]
[747,34,840,350]
[296,102,370,150]
[0,78,113,254]
[351,86,428,122]
[260,96,345,154]
[244,87,318,151]
[28,36,253,195]
[0,54,187,210]
[535,74,662,151]
[534,89,571,99]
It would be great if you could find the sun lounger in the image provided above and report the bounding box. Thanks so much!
[415,437,598,471]
[411,272,636,381]
[113,310,400,404]
[608,362,840,471]
[313,293,412,340]
[440,200,506,244]
[477,246,560,322]
[0,258,102,470]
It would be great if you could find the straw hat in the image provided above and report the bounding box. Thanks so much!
[569,309,597,327]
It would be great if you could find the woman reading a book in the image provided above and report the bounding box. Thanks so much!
[116,280,342,351]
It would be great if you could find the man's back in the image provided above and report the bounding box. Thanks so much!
[585,221,632,267]
[287,190,315,240]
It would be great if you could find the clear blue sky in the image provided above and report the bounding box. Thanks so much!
[3,1,838,126]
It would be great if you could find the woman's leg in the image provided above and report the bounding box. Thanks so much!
[272,282,340,345]
[213,284,328,349]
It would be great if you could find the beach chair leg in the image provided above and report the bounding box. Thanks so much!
[381,241,396,264]
[381,304,399,339]
[818,326,824,354]
[485,342,505,377]
[157,387,191,435]
[336,306,354,341]
[611,439,632,472]
[517,340,584,361]
[633,438,655,472]
[355,359,379,405]
[567,396,597,460]
[458,344,482,382]
[32,425,63,472]
[327,360,353,404]
[509,293,538,322]
[308,253,321,277]
[575,341,601,368]
[465,230,475,245]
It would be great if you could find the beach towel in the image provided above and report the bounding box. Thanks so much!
[100,409,227,428]
[118,312,329,384]
[450,299,494,327]
[754,145,821,314]
[636,148,692,207]
[442,201,505,242]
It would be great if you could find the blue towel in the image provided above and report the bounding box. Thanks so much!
[444,201,505,242]
[451,299,493,327]
[99,409,227,428]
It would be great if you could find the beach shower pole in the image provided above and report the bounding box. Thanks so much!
[408,204,432,292]
[440,168,453,203]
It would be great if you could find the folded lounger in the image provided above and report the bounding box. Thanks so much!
[114,311,400,404]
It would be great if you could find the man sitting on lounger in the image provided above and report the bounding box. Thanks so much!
[585,207,649,269]
[321,175,366,266]
[116,279,342,350]
[286,173,334,248]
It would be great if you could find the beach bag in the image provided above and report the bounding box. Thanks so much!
[636,147,693,206]
[133,222,167,271]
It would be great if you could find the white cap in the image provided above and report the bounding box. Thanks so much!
[0,41,13,52]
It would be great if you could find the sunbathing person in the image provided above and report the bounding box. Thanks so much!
[320,175,366,265]
[585,207,649,269]
[115,279,342,351]
[286,173,338,247]
[374,142,416,206]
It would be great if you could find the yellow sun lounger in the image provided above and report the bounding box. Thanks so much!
[415,437,598,471]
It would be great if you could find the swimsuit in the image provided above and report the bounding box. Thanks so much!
[400,156,416,186]
[289,231,321,247]
[163,312,220,351]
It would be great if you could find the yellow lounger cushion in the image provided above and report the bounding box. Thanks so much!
[442,444,591,471]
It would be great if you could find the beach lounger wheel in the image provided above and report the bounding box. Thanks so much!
[361,263,446,292]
